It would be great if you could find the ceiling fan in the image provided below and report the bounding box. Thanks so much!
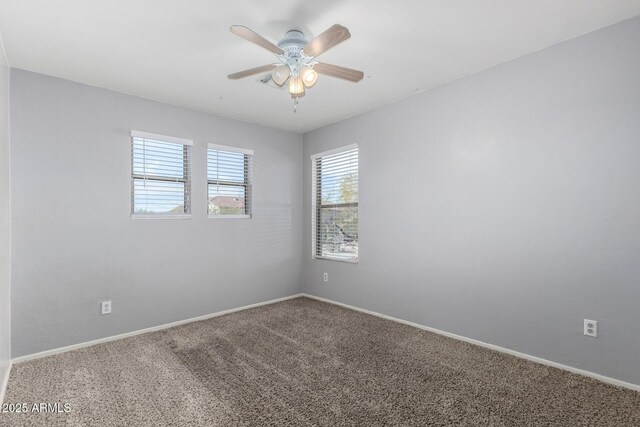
[227,24,364,111]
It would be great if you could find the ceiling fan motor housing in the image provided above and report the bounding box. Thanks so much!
[277,30,311,76]
[277,30,307,51]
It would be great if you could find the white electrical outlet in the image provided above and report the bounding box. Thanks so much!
[101,301,112,315]
[323,272,328,282]
[584,319,597,338]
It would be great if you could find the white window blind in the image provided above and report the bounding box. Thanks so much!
[131,131,192,217]
[207,144,253,218]
[312,145,358,262]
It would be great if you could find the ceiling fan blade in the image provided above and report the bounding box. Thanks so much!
[227,64,277,80]
[314,63,364,82]
[230,25,284,54]
[302,24,351,58]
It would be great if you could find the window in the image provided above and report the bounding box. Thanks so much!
[131,131,192,217]
[207,144,253,218]
[312,145,358,262]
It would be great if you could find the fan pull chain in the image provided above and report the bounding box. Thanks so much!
[293,96,299,113]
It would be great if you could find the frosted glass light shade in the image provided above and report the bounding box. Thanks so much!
[301,67,318,87]
[289,76,305,95]
[271,65,290,86]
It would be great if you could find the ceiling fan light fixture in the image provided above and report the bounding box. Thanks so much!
[228,24,363,112]
[301,67,318,88]
[289,76,305,96]
[271,65,290,87]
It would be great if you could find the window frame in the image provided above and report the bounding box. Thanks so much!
[130,130,193,219]
[311,144,359,263]
[207,143,253,219]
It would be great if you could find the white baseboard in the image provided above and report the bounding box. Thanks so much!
[10,292,639,393]
[12,294,304,364]
[301,293,640,392]
[0,362,11,405]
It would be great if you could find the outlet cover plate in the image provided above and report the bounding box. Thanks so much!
[584,319,597,337]
[101,301,112,315]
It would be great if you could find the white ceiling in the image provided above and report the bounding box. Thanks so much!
[1,1,640,133]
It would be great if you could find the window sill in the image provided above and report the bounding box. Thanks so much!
[313,256,359,264]
[131,214,192,220]
[208,214,251,219]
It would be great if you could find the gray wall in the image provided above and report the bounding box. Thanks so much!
[303,16,640,385]
[10,70,303,357]
[0,38,10,388]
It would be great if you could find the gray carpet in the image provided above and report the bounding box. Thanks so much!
[1,297,639,426]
